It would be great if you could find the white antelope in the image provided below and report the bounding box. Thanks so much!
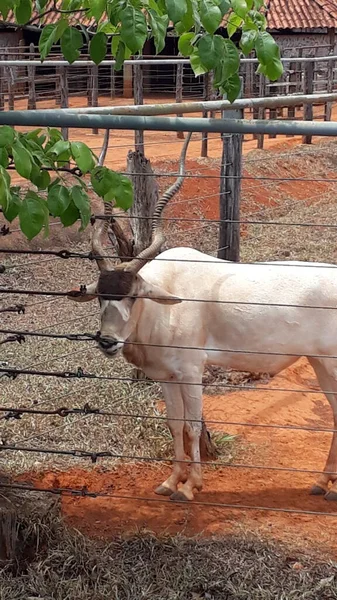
[68,134,337,503]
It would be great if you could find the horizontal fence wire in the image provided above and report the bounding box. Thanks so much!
[0,365,332,395]
[0,403,336,434]
[1,440,337,477]
[1,481,337,518]
[3,327,337,363]
[2,287,337,310]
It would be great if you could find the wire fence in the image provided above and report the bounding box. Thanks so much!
[2,116,337,526]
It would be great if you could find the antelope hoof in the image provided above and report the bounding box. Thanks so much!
[170,491,191,502]
[310,484,327,496]
[155,485,175,497]
[325,490,337,502]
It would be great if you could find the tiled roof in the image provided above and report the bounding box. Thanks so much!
[267,0,337,30]
[2,0,337,31]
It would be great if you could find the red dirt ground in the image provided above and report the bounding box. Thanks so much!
[24,359,337,554]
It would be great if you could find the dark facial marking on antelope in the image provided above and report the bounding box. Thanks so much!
[97,270,135,301]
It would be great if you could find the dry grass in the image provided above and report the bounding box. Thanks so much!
[1,492,337,600]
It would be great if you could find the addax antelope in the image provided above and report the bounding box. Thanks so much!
[68,133,337,503]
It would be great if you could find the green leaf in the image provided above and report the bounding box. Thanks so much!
[190,47,208,76]
[120,6,147,54]
[0,125,15,148]
[165,0,187,23]
[90,32,108,65]
[54,17,69,42]
[200,0,222,34]
[0,0,14,21]
[198,34,223,70]
[90,0,106,21]
[47,185,71,217]
[178,32,194,57]
[255,31,277,65]
[149,10,169,54]
[70,141,95,174]
[231,0,248,18]
[221,38,240,80]
[14,0,32,24]
[227,12,242,37]
[71,186,90,230]
[19,192,47,240]
[0,148,8,168]
[254,0,265,9]
[111,34,120,57]
[257,55,283,80]
[103,173,133,210]
[219,0,230,15]
[4,191,21,223]
[0,166,10,211]
[61,27,83,63]
[36,0,48,10]
[47,140,71,157]
[98,20,117,34]
[91,166,116,197]
[60,199,80,227]
[240,29,257,55]
[12,140,32,179]
[34,169,51,191]
[220,72,241,102]
[39,24,58,60]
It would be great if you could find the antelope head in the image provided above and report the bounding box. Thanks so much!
[67,133,192,358]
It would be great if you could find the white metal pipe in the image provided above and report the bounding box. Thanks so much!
[1,55,337,67]
[38,93,337,116]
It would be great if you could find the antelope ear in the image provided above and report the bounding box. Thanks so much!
[135,275,182,305]
[67,282,97,302]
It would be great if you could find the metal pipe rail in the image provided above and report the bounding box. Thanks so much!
[1,111,337,136]
[38,93,337,116]
[2,55,337,67]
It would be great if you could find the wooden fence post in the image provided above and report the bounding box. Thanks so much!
[218,81,243,262]
[201,71,214,157]
[123,62,133,98]
[27,43,36,110]
[59,65,69,140]
[88,65,99,134]
[175,59,184,139]
[7,67,15,111]
[133,56,144,153]
[302,60,314,144]
[110,64,115,98]
[325,58,334,121]
[257,75,266,149]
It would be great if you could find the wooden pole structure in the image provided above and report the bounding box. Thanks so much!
[257,74,266,149]
[175,59,184,139]
[27,43,36,110]
[302,60,314,144]
[123,62,133,98]
[218,82,243,262]
[325,58,334,121]
[133,56,144,153]
[88,65,99,134]
[201,72,214,157]
[58,65,69,140]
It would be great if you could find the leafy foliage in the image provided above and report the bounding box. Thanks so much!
[0,126,133,240]
[0,0,283,238]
